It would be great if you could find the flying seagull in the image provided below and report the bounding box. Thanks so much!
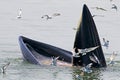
[41,12,61,20]
[72,27,78,30]
[51,56,59,66]
[108,52,117,66]
[92,14,104,17]
[80,63,93,73]
[1,62,10,74]
[52,13,61,17]
[41,15,52,20]
[17,8,22,19]
[111,4,118,11]
[91,7,107,11]
[102,38,109,49]
[78,46,99,56]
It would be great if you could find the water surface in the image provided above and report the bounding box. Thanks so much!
[0,0,120,80]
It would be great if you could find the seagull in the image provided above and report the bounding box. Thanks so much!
[72,27,77,30]
[89,53,100,64]
[51,56,59,66]
[92,15,104,17]
[80,63,93,73]
[41,15,52,20]
[52,13,61,17]
[78,46,99,56]
[72,48,81,57]
[1,62,10,74]
[108,52,117,66]
[111,4,118,11]
[91,7,107,11]
[102,38,109,49]
[17,8,22,19]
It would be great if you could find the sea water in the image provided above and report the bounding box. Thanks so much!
[0,0,120,80]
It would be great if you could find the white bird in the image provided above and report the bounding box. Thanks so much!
[81,63,93,73]
[78,46,99,56]
[111,4,118,11]
[72,48,81,57]
[1,62,10,74]
[41,15,52,20]
[108,52,117,66]
[102,38,109,49]
[51,56,59,66]
[89,53,100,64]
[17,8,22,19]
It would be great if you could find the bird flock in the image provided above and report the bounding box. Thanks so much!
[71,1,119,77]
[72,0,118,30]
[73,41,118,79]
[17,8,61,20]
[71,37,118,79]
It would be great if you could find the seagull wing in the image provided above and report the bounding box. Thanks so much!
[78,46,99,56]
[100,8,107,11]
[86,63,93,68]
[89,56,98,63]
[86,46,99,53]
[93,54,100,64]
[3,62,10,70]
[78,49,84,53]
[55,56,59,60]
[109,53,116,61]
